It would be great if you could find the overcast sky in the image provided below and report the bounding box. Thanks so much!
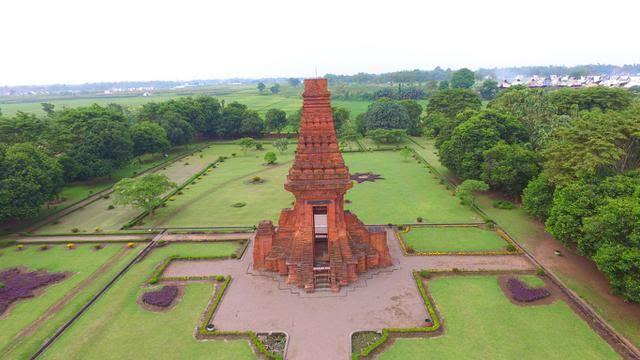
[1,0,639,86]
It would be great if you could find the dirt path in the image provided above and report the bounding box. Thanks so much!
[165,230,533,360]
[14,232,252,244]
[1,247,129,357]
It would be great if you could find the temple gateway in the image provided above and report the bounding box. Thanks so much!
[253,78,392,292]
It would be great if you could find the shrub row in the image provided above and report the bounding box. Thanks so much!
[148,254,234,284]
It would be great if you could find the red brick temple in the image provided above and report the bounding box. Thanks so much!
[253,78,392,292]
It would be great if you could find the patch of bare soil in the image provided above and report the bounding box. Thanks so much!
[137,284,185,312]
[497,275,558,306]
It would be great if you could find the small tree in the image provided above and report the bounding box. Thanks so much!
[237,137,256,155]
[113,174,176,215]
[273,138,289,153]
[264,151,277,164]
[456,180,489,207]
[270,84,280,94]
[257,82,266,94]
[400,148,412,161]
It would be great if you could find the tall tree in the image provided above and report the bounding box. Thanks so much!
[288,78,301,87]
[257,82,266,94]
[41,103,55,116]
[265,109,288,133]
[426,89,481,119]
[482,142,541,195]
[0,143,64,220]
[361,99,411,133]
[479,79,499,100]
[131,121,170,156]
[450,68,476,89]
[398,100,423,136]
[270,83,281,94]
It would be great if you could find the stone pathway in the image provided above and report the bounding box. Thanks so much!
[165,230,533,359]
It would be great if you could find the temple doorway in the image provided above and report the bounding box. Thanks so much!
[313,206,329,267]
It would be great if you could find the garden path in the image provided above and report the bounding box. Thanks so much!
[165,230,533,359]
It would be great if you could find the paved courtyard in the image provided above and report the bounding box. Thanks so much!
[165,230,534,359]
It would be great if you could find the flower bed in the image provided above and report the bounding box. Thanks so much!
[142,285,179,307]
[506,277,550,302]
[0,268,66,315]
[350,172,384,184]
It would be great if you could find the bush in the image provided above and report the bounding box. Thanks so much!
[232,153,237,157]
[66,243,75,250]
[536,267,546,276]
[103,195,110,199]
[493,200,515,209]
[94,227,102,233]
[418,270,430,278]
[231,202,247,208]
[94,244,103,250]
[16,244,24,251]
[127,242,135,248]
[406,245,415,254]
[216,275,226,282]
[230,253,238,259]
[255,143,264,150]
[71,228,79,233]
[107,204,115,210]
[40,244,49,251]
[505,243,516,252]
[416,217,423,223]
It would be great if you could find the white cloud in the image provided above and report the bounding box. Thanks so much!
[1,0,638,85]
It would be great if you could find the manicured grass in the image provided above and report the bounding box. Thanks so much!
[33,144,240,234]
[0,244,138,359]
[144,145,295,228]
[344,151,480,224]
[401,226,508,252]
[381,275,617,359]
[40,242,253,360]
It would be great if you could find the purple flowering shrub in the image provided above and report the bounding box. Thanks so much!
[142,285,178,307]
[506,277,550,302]
[0,268,66,315]
[350,172,384,184]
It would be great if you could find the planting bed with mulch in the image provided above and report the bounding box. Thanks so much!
[0,268,66,317]
[139,285,184,311]
[350,172,384,184]
[498,275,557,306]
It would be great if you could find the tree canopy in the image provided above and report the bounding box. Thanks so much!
[450,68,476,89]
[113,173,176,215]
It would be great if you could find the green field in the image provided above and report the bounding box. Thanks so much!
[344,151,480,224]
[33,143,242,234]
[0,244,138,359]
[143,144,295,228]
[40,242,254,360]
[401,226,508,252]
[142,148,480,228]
[381,275,617,359]
[0,84,375,118]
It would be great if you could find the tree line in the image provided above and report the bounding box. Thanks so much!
[0,96,298,223]
[422,74,639,302]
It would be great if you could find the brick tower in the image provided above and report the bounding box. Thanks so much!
[253,78,391,292]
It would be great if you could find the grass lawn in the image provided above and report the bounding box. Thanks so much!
[40,242,254,360]
[344,151,480,224]
[0,244,138,359]
[33,143,242,234]
[146,149,479,228]
[401,226,508,252]
[381,275,617,360]
[143,145,295,228]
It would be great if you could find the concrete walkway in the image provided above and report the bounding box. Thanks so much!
[165,230,533,359]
